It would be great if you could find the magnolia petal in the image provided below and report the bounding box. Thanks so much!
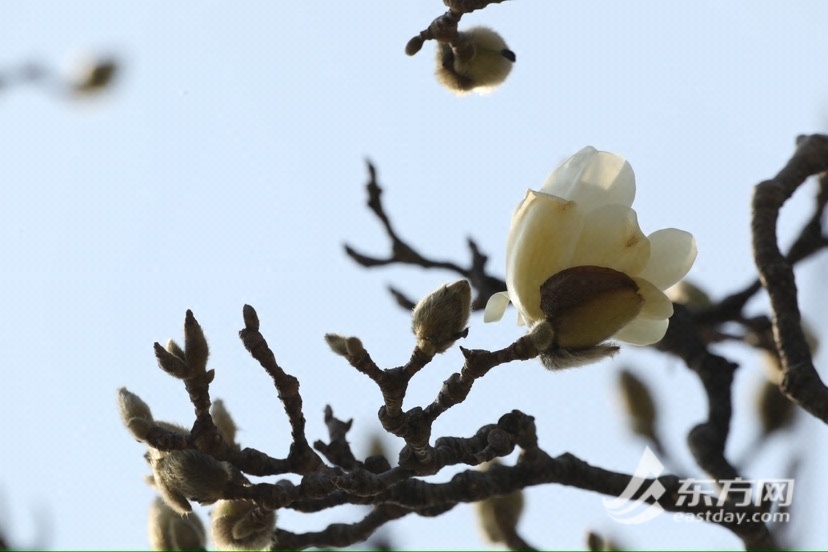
[541,147,636,211]
[506,190,582,325]
[632,277,674,320]
[612,317,670,345]
[569,204,651,275]
[637,229,698,290]
[483,291,511,323]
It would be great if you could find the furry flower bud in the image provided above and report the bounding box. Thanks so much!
[117,387,155,441]
[411,279,472,356]
[151,449,235,514]
[211,499,276,551]
[436,27,515,95]
[474,460,524,544]
[147,496,207,551]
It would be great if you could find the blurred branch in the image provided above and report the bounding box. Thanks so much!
[0,55,119,99]
[751,134,828,423]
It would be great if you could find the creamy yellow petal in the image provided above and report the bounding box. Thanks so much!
[541,147,636,211]
[483,291,511,323]
[632,277,674,320]
[637,229,697,290]
[506,190,583,325]
[612,317,670,345]
[569,204,651,275]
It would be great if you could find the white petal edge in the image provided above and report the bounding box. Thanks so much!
[541,147,636,211]
[636,229,698,290]
[632,277,674,320]
[483,291,511,323]
[613,317,670,345]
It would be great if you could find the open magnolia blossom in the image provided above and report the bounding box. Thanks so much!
[484,146,697,352]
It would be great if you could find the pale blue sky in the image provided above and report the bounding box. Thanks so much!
[1,1,828,549]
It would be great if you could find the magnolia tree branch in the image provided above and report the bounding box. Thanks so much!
[124,305,782,550]
[344,161,506,310]
[751,134,828,423]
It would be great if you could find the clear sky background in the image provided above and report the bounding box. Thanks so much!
[2,1,828,549]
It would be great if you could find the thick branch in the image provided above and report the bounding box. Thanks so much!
[751,134,828,422]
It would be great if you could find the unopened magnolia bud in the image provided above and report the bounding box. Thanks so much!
[152,449,235,513]
[70,56,118,95]
[183,310,210,376]
[148,496,207,551]
[586,531,604,551]
[405,35,425,56]
[757,380,796,437]
[540,266,644,350]
[166,339,186,361]
[211,499,276,551]
[155,342,192,379]
[118,387,154,441]
[324,334,365,358]
[411,280,471,356]
[474,460,524,544]
[618,369,659,444]
[665,280,712,311]
[435,26,515,95]
[211,400,238,445]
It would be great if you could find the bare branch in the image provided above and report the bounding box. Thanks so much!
[751,134,828,423]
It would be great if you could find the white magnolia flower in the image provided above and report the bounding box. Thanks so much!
[484,146,697,348]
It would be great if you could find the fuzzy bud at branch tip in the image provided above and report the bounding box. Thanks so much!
[211,499,276,551]
[435,26,514,95]
[242,304,259,330]
[152,449,235,515]
[183,310,209,376]
[324,334,365,358]
[411,279,472,356]
[118,387,155,441]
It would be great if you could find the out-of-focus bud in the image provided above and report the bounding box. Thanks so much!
[148,496,207,551]
[586,531,604,551]
[474,460,524,545]
[411,280,472,356]
[435,27,515,95]
[665,279,712,312]
[151,449,235,514]
[617,369,659,447]
[757,380,796,437]
[211,499,276,551]
[118,387,154,441]
[211,400,238,446]
[69,55,118,95]
[323,334,365,358]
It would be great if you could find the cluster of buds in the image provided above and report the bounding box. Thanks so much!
[118,310,277,550]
